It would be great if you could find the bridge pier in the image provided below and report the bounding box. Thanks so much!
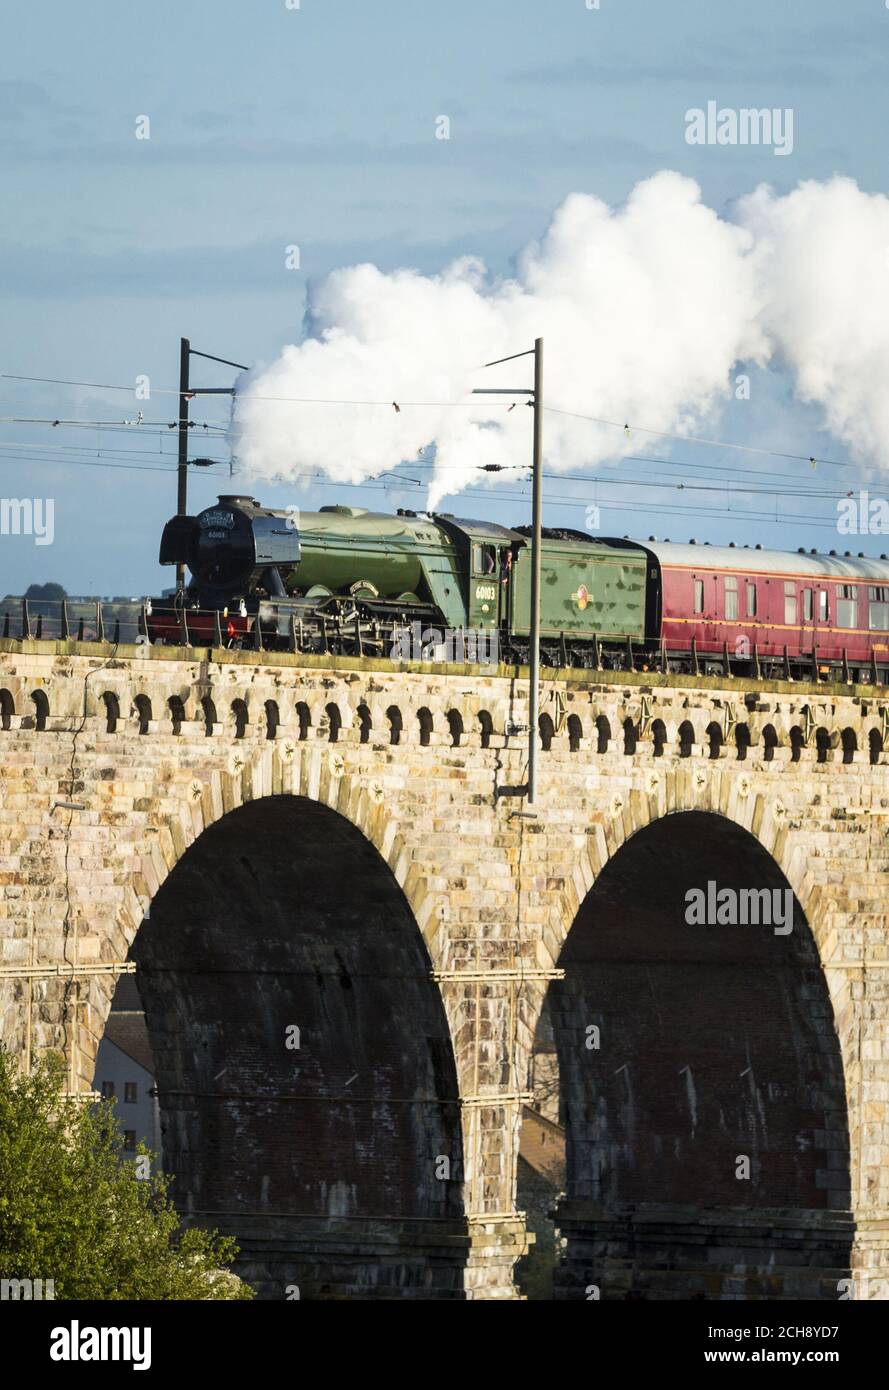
[553,1203,857,1300]
[188,1213,472,1300]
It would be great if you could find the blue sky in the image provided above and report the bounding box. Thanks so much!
[2,0,888,595]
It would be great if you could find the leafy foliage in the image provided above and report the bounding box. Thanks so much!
[0,1047,252,1299]
[23,582,67,602]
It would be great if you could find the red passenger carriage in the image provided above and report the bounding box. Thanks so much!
[641,541,889,682]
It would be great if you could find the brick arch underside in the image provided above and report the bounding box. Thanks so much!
[129,795,466,1300]
[548,810,852,1301]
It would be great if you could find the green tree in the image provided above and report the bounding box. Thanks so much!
[0,1047,252,1299]
[24,582,67,602]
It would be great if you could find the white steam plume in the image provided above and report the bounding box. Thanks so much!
[233,171,889,509]
[737,176,889,467]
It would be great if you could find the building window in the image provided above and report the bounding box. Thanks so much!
[693,579,704,614]
[124,1081,138,1104]
[869,586,889,631]
[837,585,857,629]
[724,575,738,620]
[101,1080,115,1100]
[746,582,757,618]
[123,1130,137,1151]
[784,582,797,625]
[818,590,828,622]
[802,588,813,622]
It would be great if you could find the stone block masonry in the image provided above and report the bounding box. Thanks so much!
[0,637,887,1299]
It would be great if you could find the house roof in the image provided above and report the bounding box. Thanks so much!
[102,1013,155,1076]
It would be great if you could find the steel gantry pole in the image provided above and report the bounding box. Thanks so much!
[175,337,191,591]
[528,337,543,804]
[472,336,543,802]
[174,339,251,590]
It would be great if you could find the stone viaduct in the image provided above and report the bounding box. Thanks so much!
[1,636,888,1300]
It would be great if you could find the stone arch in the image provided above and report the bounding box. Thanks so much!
[869,728,883,766]
[735,722,751,761]
[538,713,554,752]
[705,720,722,759]
[102,691,120,734]
[678,719,695,758]
[417,707,434,747]
[567,713,582,753]
[536,803,852,1300]
[264,699,279,741]
[762,724,779,762]
[201,695,217,737]
[231,698,248,740]
[841,727,857,765]
[355,703,372,745]
[386,705,403,746]
[651,718,667,758]
[0,688,13,730]
[622,717,637,756]
[167,695,185,736]
[133,693,152,736]
[479,710,494,749]
[446,709,462,748]
[118,784,467,1300]
[595,715,611,755]
[790,726,805,763]
[816,727,833,764]
[295,701,311,742]
[325,701,342,743]
[31,689,49,731]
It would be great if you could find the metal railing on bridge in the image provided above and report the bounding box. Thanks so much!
[0,598,150,646]
[0,597,339,654]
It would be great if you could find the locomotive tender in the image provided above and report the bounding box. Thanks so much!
[153,493,889,682]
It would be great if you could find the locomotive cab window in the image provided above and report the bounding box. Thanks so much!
[472,544,497,575]
[869,586,889,631]
[784,582,797,625]
[837,584,858,629]
[693,579,704,614]
[746,581,757,618]
[724,575,738,620]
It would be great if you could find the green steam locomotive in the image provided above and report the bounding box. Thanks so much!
[153,494,650,664]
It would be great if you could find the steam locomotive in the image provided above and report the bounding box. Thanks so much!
[150,493,889,682]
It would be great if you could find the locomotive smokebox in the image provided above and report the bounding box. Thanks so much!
[159,495,301,596]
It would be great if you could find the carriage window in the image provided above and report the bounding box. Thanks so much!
[724,576,738,620]
[837,585,857,629]
[693,579,704,614]
[802,588,813,622]
[869,586,889,631]
[818,590,828,622]
[784,582,797,625]
[746,582,757,618]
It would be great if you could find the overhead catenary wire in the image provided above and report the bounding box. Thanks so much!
[0,454,873,536]
[0,445,870,513]
[0,415,230,435]
[0,373,877,542]
[0,370,851,470]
